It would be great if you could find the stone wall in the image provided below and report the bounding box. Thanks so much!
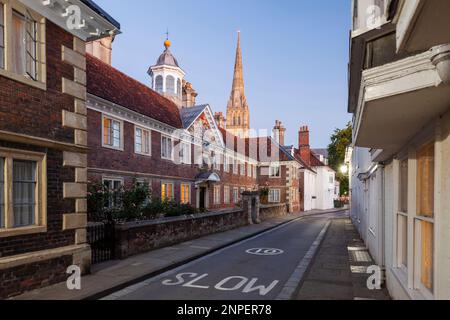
[259,204,288,221]
[114,209,248,259]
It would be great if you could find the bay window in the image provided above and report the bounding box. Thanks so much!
[0,149,46,237]
[135,127,151,156]
[103,116,122,150]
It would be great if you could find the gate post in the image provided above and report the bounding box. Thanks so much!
[242,191,260,224]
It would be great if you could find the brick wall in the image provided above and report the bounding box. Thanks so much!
[114,209,248,259]
[0,19,87,299]
[0,255,72,299]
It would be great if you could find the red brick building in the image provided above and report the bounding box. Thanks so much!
[0,0,119,299]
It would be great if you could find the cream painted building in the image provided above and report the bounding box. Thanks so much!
[349,0,450,300]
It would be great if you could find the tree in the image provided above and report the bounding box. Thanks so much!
[327,122,352,196]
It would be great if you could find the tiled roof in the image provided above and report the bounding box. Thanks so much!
[310,152,326,167]
[180,105,209,129]
[312,148,329,159]
[86,54,183,129]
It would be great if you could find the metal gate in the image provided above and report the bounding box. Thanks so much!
[87,221,116,264]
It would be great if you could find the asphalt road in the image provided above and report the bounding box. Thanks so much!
[103,210,347,300]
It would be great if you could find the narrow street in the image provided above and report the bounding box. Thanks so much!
[103,211,347,300]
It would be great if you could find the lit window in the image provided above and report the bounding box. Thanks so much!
[268,189,281,203]
[161,136,173,160]
[135,127,151,156]
[103,178,123,209]
[0,150,46,234]
[161,182,174,201]
[180,183,190,204]
[213,186,221,205]
[415,143,435,292]
[103,116,122,149]
[224,186,230,204]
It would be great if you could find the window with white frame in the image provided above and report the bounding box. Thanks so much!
[0,150,46,234]
[268,189,281,203]
[269,164,281,178]
[240,161,245,176]
[248,164,252,177]
[0,2,45,84]
[180,183,190,204]
[161,182,174,201]
[161,136,173,160]
[224,186,230,204]
[397,158,408,270]
[213,185,221,205]
[253,165,257,178]
[233,187,239,204]
[233,158,238,175]
[136,179,151,205]
[179,141,191,164]
[103,177,123,209]
[415,142,435,292]
[213,154,221,171]
[103,116,122,149]
[135,127,151,156]
[224,155,230,173]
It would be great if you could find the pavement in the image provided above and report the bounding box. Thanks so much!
[12,208,342,300]
[295,217,391,300]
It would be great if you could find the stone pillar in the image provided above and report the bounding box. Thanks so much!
[242,191,260,224]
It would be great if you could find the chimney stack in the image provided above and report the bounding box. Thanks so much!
[86,36,114,65]
[214,112,227,128]
[273,120,286,146]
[182,80,198,108]
[298,126,310,166]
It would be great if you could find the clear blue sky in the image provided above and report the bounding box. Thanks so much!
[94,0,352,148]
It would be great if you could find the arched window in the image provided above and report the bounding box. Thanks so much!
[177,78,182,97]
[155,75,163,92]
[166,75,175,94]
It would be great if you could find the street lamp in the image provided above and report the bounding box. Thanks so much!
[340,164,348,175]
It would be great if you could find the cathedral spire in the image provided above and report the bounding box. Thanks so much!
[226,31,250,138]
[231,31,245,98]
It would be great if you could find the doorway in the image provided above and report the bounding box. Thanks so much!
[199,187,207,210]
